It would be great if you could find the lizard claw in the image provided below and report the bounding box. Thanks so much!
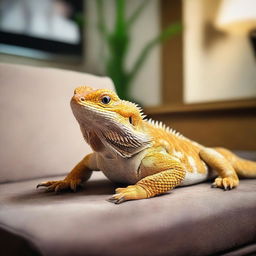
[211,176,238,191]
[107,185,148,204]
[45,185,56,193]
[36,179,82,193]
[107,194,126,204]
[37,181,56,189]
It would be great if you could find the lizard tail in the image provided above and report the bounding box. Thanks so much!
[215,147,256,178]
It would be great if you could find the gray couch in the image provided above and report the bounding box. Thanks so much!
[0,63,256,256]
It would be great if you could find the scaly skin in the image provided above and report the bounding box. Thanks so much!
[37,86,256,204]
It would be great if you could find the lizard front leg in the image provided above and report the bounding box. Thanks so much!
[109,152,186,204]
[199,148,239,190]
[37,153,95,192]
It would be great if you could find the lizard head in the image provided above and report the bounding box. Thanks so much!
[70,86,151,158]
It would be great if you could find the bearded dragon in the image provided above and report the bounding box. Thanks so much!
[37,86,256,204]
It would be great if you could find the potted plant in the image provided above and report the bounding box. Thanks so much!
[95,0,181,101]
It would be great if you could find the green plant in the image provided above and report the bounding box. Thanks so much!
[96,0,181,101]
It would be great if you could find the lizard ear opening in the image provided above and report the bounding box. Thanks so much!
[128,115,141,127]
[129,116,133,125]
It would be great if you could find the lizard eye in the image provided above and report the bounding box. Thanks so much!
[101,95,111,104]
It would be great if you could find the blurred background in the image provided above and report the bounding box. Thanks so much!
[0,0,255,149]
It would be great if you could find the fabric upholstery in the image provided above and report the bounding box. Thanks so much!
[0,63,114,183]
[0,63,256,256]
[0,171,256,256]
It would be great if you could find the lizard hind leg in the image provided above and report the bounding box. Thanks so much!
[215,147,256,178]
[199,148,239,190]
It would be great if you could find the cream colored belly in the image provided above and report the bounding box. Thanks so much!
[95,150,148,184]
[95,151,216,186]
[179,169,217,186]
[180,171,208,186]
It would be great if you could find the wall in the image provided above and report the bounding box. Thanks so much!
[183,0,256,103]
[0,0,161,106]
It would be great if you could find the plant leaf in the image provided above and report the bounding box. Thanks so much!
[128,22,182,83]
[127,0,148,28]
[96,0,108,37]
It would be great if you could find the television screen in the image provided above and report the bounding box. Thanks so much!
[0,0,84,59]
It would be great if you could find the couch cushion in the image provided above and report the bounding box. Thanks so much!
[0,171,255,256]
[0,63,115,183]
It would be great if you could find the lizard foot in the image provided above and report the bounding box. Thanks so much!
[37,178,82,193]
[108,185,148,204]
[211,176,239,191]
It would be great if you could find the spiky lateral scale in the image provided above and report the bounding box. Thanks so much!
[142,118,209,176]
[145,118,186,139]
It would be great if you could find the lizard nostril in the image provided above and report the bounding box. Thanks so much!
[80,97,85,102]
